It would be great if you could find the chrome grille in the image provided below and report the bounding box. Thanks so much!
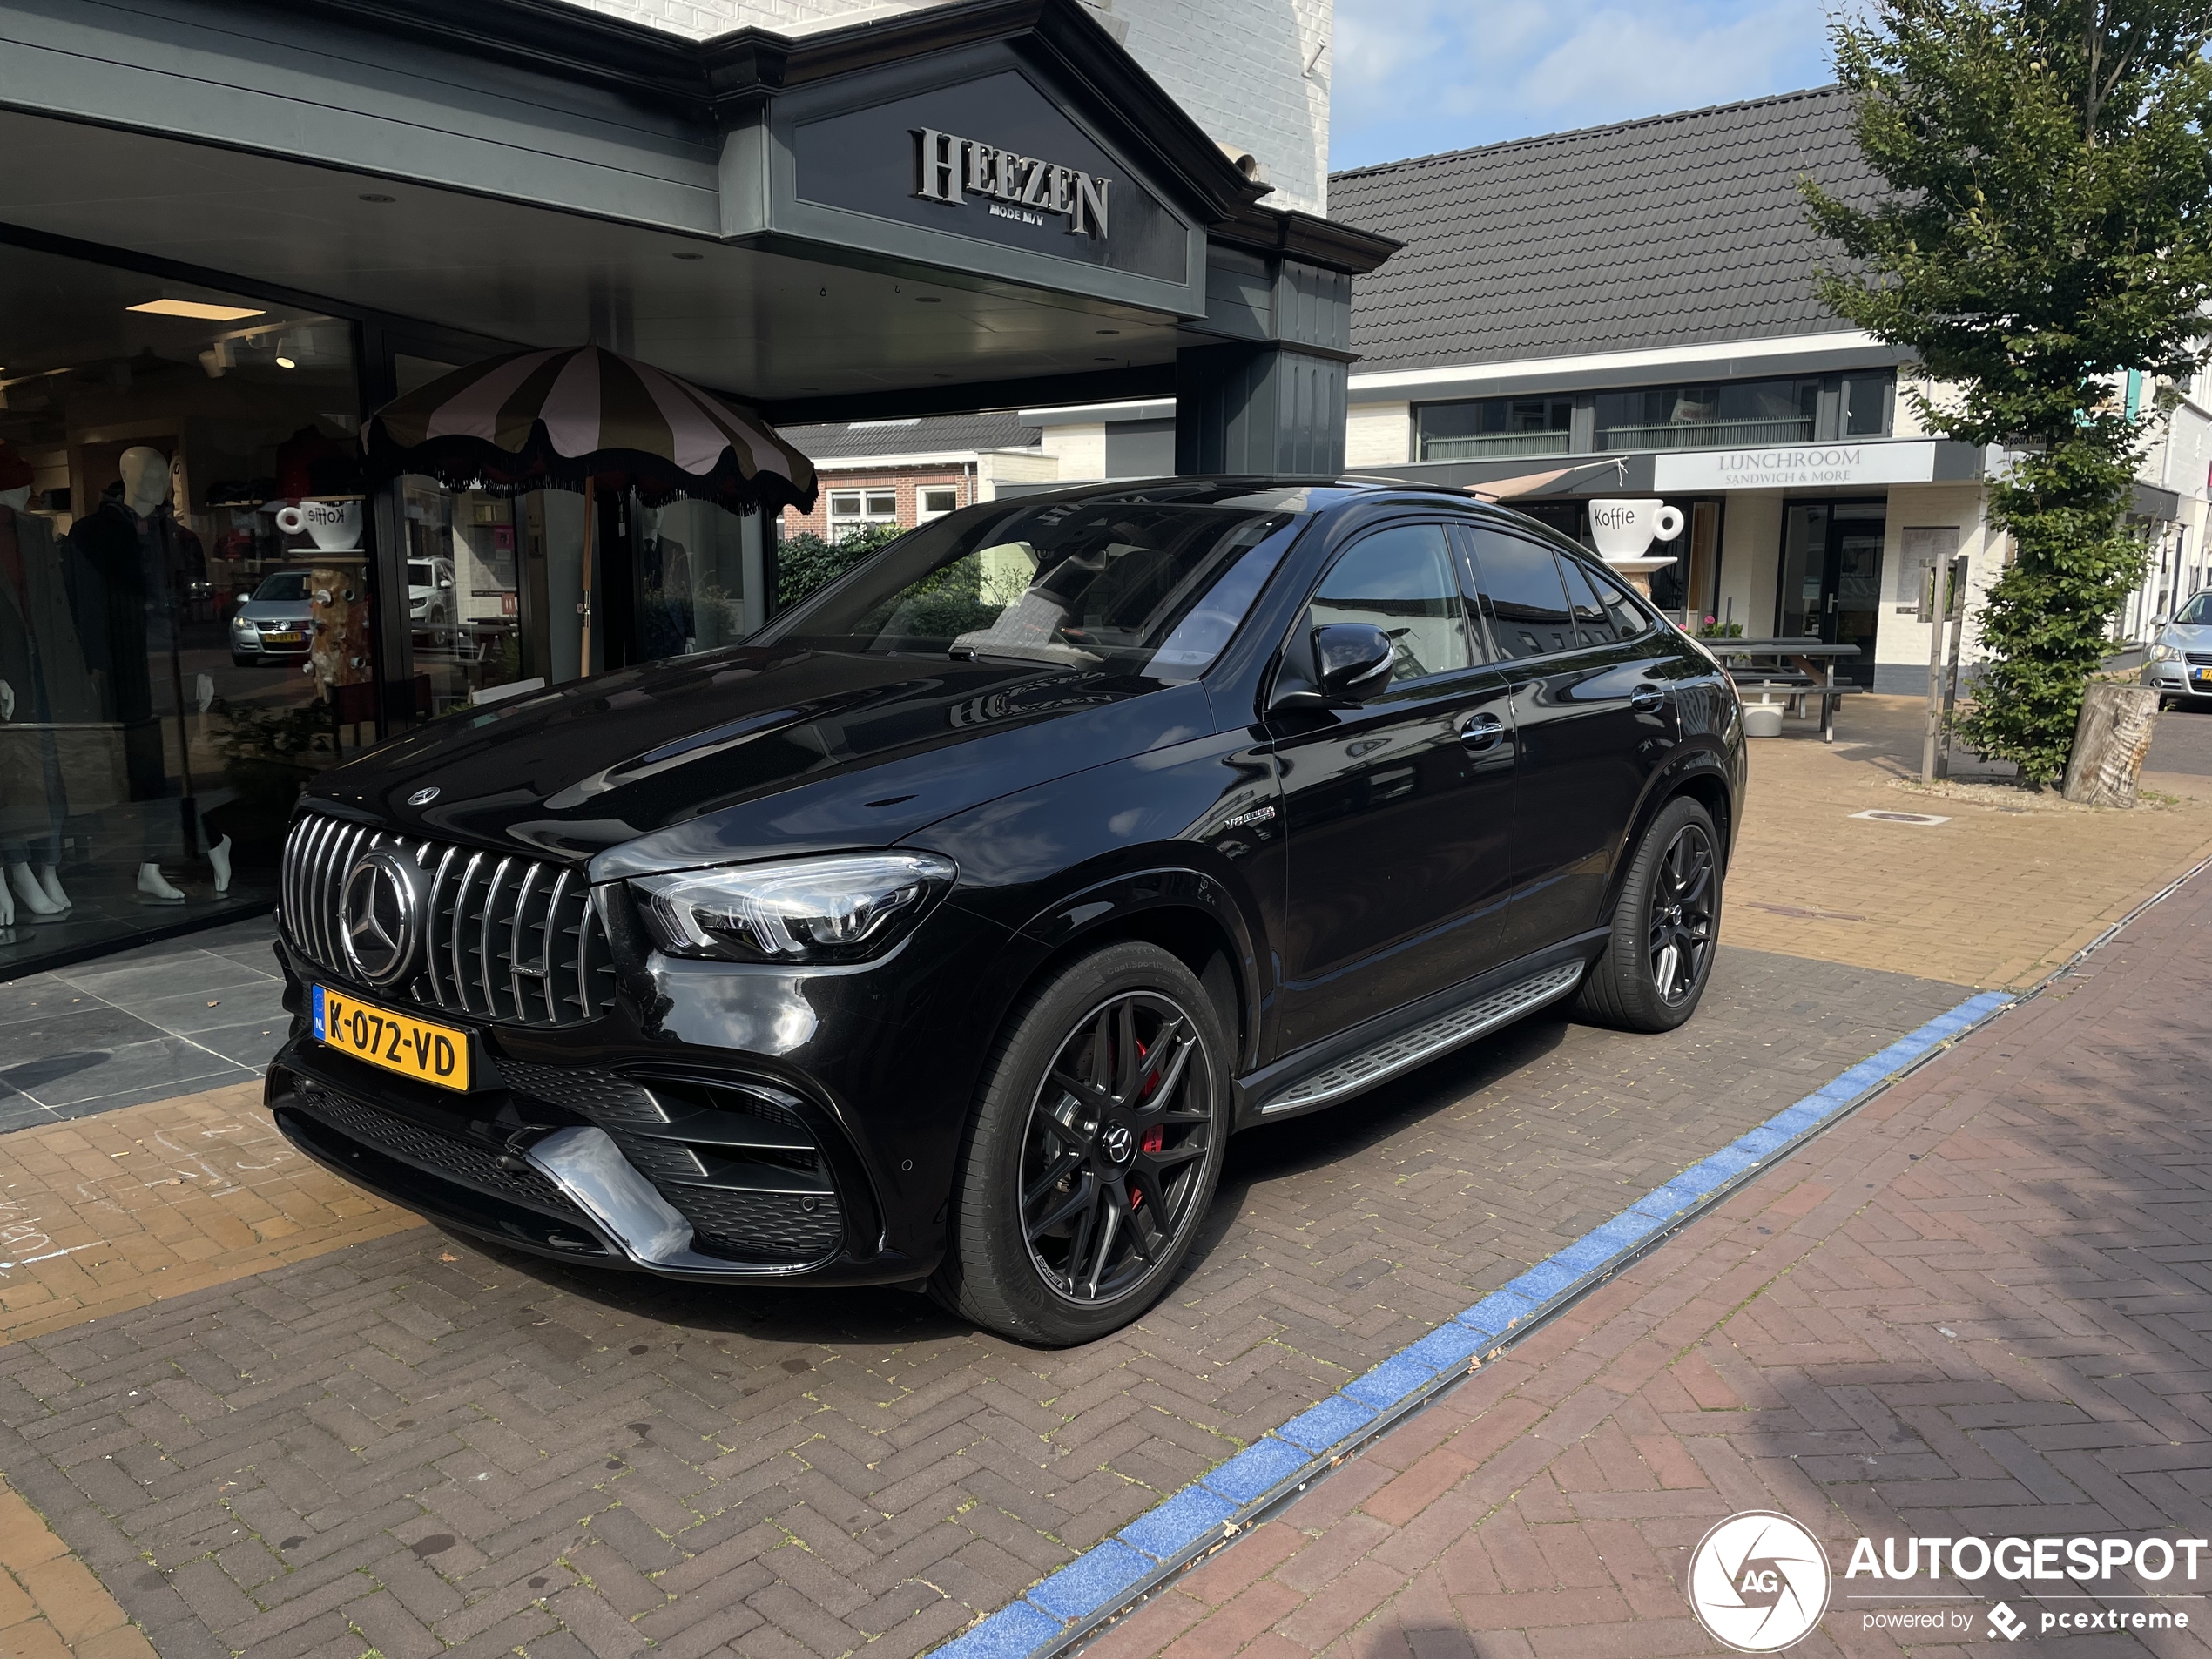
[280,813,617,1028]
[2187,651,2212,666]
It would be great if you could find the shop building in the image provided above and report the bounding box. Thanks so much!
[0,0,1392,977]
[1326,87,2200,686]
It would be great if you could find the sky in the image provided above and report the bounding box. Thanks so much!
[1329,0,1838,174]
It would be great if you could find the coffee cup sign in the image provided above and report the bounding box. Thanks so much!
[1587,499,1684,560]
[276,498,362,553]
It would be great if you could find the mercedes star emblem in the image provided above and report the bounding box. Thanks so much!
[1100,1123,1134,1165]
[408,786,442,806]
[339,849,426,988]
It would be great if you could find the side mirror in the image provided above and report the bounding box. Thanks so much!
[1312,624,1395,704]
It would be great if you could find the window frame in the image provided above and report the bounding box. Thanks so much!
[1291,516,1487,696]
[1454,523,1582,665]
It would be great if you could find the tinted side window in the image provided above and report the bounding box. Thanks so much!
[1309,523,1473,685]
[1581,560,1656,640]
[1466,531,1575,659]
[1556,556,1617,645]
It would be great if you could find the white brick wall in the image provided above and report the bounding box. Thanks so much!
[557,0,1329,215]
[1106,0,1330,213]
[1344,400,1408,467]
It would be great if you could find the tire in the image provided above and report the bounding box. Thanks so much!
[1575,795,1723,1034]
[932,941,1231,1345]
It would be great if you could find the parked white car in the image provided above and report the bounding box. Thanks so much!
[2141,591,2212,708]
[408,556,456,636]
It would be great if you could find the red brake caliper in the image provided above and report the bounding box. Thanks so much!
[1130,1037,1167,1208]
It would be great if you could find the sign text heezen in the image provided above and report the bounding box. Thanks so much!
[913,127,1111,239]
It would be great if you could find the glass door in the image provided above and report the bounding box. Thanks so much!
[1777,500,1885,685]
[1831,502,1885,685]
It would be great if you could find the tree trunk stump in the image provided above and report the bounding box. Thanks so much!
[2061,682,2159,806]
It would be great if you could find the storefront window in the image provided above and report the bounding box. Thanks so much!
[1419,397,1574,462]
[1596,378,1819,451]
[631,496,766,660]
[0,241,365,971]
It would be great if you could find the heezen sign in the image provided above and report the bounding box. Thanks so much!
[913,128,1112,239]
[1654,440,1937,491]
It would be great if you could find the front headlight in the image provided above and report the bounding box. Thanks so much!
[631,852,956,964]
[2152,642,2182,662]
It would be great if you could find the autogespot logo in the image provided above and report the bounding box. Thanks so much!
[1688,1511,1831,1652]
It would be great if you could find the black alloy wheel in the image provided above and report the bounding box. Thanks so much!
[934,941,1230,1345]
[1646,822,1716,1005]
[1575,794,1724,1034]
[1021,991,1214,1305]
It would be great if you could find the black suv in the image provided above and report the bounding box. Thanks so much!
[267,479,1743,1345]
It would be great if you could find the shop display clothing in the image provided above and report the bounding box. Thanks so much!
[65,499,206,859]
[0,504,104,860]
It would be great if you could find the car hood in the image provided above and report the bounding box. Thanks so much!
[307,645,1216,878]
[2162,624,2212,651]
[236,600,310,622]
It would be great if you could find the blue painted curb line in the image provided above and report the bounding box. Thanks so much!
[931,987,2014,1659]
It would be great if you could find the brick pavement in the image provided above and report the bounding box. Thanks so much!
[0,946,1968,1659]
[1082,860,2212,1656]
[0,1082,421,1343]
[1721,697,2212,989]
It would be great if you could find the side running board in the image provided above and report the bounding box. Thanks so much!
[1259,960,1586,1117]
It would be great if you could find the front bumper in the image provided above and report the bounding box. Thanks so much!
[269,1044,869,1280]
[265,893,1017,1286]
[235,628,311,657]
[2141,659,2212,698]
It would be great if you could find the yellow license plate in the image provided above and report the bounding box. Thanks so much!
[313,986,471,1090]
[265,631,303,644]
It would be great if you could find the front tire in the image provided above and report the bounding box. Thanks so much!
[1575,795,1723,1033]
[933,941,1230,1345]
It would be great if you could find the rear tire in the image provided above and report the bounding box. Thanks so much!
[932,941,1230,1345]
[1575,795,1722,1034]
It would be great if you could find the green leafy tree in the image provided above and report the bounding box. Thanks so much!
[1804,0,2212,782]
[776,523,905,610]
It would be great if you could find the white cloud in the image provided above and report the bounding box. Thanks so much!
[1332,0,1835,171]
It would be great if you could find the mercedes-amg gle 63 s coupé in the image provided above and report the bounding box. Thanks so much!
[266,479,1744,1345]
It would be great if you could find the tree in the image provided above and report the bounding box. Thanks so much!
[775,523,905,611]
[1803,0,2212,783]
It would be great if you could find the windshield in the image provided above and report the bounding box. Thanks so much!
[759,485,1311,679]
[408,562,435,585]
[252,571,311,603]
[2176,593,2212,625]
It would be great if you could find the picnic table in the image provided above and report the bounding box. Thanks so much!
[1701,637,1865,742]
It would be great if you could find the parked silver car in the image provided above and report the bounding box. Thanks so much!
[229,568,315,667]
[2141,591,2212,708]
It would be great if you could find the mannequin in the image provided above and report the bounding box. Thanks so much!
[67,446,201,903]
[0,453,91,917]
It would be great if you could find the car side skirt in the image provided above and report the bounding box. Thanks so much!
[1231,929,1607,1130]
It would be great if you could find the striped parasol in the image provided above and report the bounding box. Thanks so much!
[361,344,816,516]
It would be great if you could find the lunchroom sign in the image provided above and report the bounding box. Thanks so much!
[913,127,1111,239]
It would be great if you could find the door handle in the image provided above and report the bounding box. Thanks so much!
[1459,712,1506,750]
[1630,685,1666,713]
